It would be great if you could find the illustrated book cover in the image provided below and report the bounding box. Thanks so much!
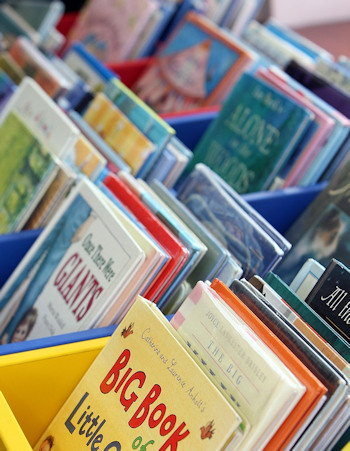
[0,178,145,344]
[133,11,256,114]
[34,295,243,450]
[187,72,314,194]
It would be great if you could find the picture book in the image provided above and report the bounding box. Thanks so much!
[314,59,350,97]
[225,278,349,450]
[0,77,80,159]
[276,156,350,285]
[176,163,284,279]
[101,173,190,306]
[0,178,145,343]
[104,77,175,178]
[83,92,156,175]
[171,280,306,450]
[187,72,314,194]
[133,11,256,114]
[265,272,350,362]
[305,259,350,344]
[9,36,71,99]
[67,0,158,62]
[290,258,325,301]
[34,296,243,450]
[62,42,116,93]
[249,274,350,379]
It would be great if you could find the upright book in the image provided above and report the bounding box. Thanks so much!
[0,178,145,343]
[34,296,243,450]
[187,72,314,194]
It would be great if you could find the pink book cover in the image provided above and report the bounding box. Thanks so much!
[257,66,336,187]
[67,0,158,62]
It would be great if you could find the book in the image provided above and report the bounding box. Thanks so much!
[133,11,256,113]
[9,36,71,99]
[0,3,41,48]
[83,92,156,175]
[33,296,243,450]
[67,0,158,62]
[104,77,175,179]
[224,278,349,450]
[0,178,145,343]
[187,72,314,193]
[176,163,285,279]
[276,155,350,285]
[171,280,307,450]
[290,258,325,301]
[265,272,350,362]
[101,173,190,306]
[305,258,350,345]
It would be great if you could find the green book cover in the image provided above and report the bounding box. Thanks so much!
[265,271,350,362]
[188,72,314,194]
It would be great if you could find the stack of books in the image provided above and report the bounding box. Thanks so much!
[0,1,350,449]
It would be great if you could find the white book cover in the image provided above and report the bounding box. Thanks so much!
[171,281,306,450]
[0,77,80,158]
[0,178,145,344]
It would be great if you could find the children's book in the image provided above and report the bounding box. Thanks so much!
[33,295,243,450]
[305,259,350,344]
[62,42,116,93]
[225,278,349,450]
[104,77,175,179]
[101,173,190,306]
[276,156,350,285]
[290,258,325,301]
[133,11,256,114]
[9,36,71,99]
[177,163,285,279]
[187,72,314,193]
[314,59,350,97]
[0,178,145,343]
[67,0,158,62]
[0,51,26,85]
[265,272,350,362]
[171,280,307,450]
[83,92,156,175]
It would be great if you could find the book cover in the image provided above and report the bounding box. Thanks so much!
[67,0,158,62]
[276,155,350,285]
[0,178,145,343]
[171,280,306,450]
[104,77,175,179]
[187,72,314,194]
[224,278,349,450]
[101,173,190,306]
[290,258,325,301]
[305,258,350,344]
[265,272,350,362]
[83,92,156,175]
[33,296,243,450]
[133,11,256,113]
[176,163,284,279]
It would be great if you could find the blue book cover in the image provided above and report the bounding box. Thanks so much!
[104,77,174,179]
[177,163,284,279]
[188,72,314,194]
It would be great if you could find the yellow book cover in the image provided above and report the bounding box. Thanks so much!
[34,296,242,450]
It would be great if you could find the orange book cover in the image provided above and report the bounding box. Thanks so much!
[211,278,328,451]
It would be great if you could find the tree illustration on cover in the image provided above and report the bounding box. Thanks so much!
[135,40,212,113]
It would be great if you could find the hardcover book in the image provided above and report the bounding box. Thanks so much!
[276,155,350,285]
[224,278,349,450]
[0,178,145,343]
[187,72,314,193]
[34,296,243,450]
[171,280,307,450]
[305,258,350,344]
[133,11,256,114]
[66,0,158,62]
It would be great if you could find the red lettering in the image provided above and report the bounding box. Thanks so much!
[100,350,130,394]
[159,423,190,451]
[129,385,161,428]
[73,283,103,322]
[149,404,166,429]
[54,253,81,287]
[120,371,146,411]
